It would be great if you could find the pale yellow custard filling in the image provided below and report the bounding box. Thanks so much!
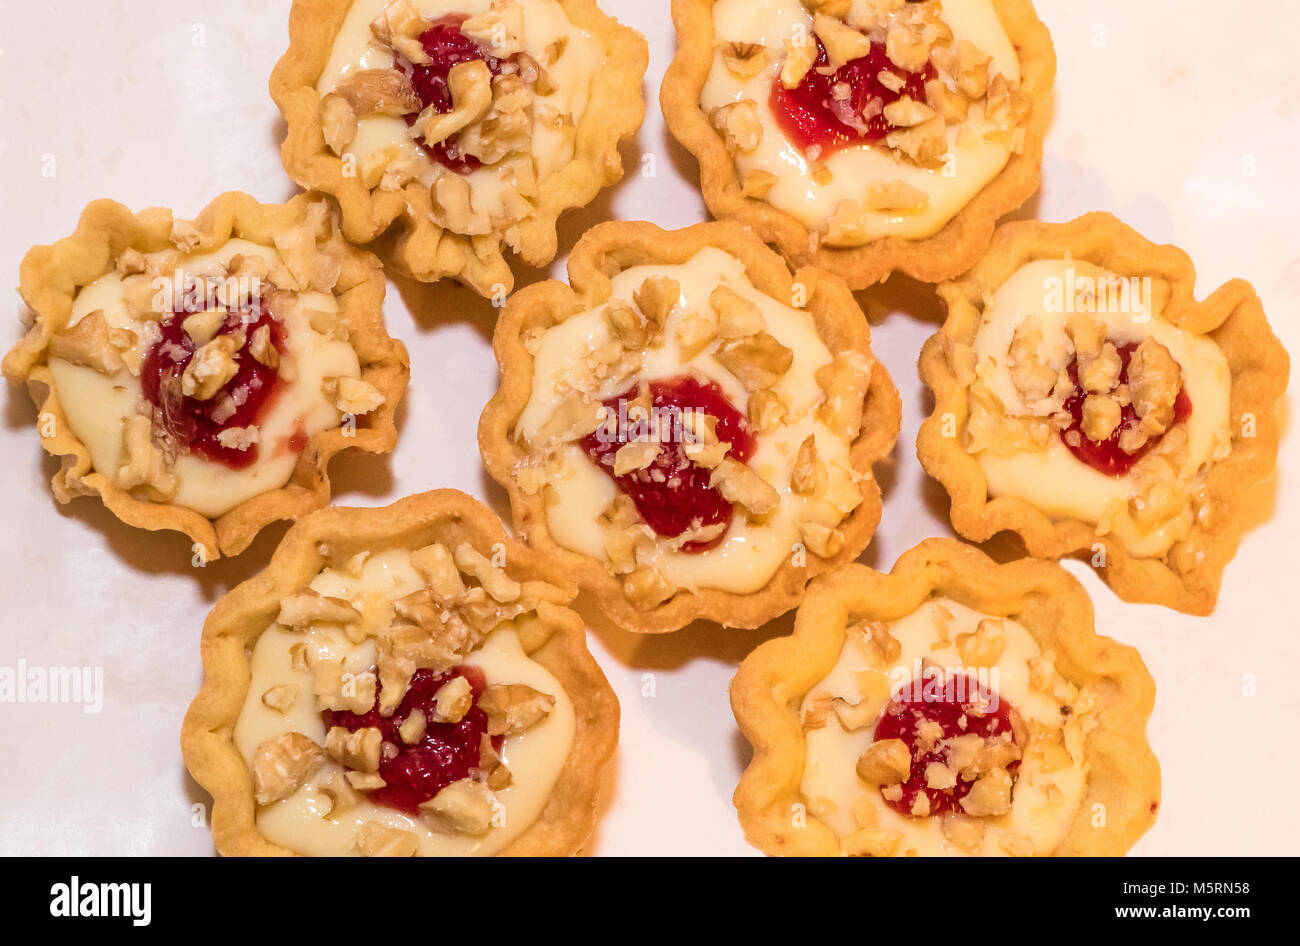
[317,0,602,224]
[233,548,576,857]
[702,0,1021,242]
[50,239,361,519]
[514,247,866,597]
[968,258,1232,558]
[800,598,1093,857]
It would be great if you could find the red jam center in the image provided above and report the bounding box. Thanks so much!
[1061,342,1192,477]
[140,299,284,470]
[771,36,933,156]
[873,675,1018,817]
[579,375,757,553]
[398,16,508,173]
[323,666,496,816]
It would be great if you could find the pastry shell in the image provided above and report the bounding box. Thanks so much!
[181,488,619,857]
[660,0,1056,290]
[731,537,1160,856]
[3,191,410,560]
[270,0,648,296]
[479,219,901,634]
[918,213,1290,615]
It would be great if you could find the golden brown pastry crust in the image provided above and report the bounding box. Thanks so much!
[3,191,409,560]
[181,488,619,857]
[660,0,1055,290]
[270,0,648,295]
[918,213,1290,615]
[731,537,1160,856]
[479,219,901,634]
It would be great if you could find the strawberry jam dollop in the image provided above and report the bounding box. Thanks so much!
[873,674,1019,817]
[1060,342,1192,477]
[771,36,933,157]
[140,298,284,470]
[580,375,757,553]
[398,16,509,173]
[323,666,497,815]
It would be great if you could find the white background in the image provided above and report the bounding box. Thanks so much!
[0,1,1296,856]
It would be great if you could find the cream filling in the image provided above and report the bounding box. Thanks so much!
[233,548,577,857]
[515,247,862,596]
[702,0,1020,241]
[970,258,1232,557]
[800,598,1089,857]
[50,239,359,519]
[317,0,603,221]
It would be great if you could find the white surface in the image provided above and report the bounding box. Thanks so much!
[0,0,1295,856]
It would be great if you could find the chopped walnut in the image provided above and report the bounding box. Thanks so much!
[49,311,126,374]
[462,0,525,57]
[604,299,649,348]
[453,543,520,603]
[633,276,681,331]
[410,542,466,599]
[790,435,827,496]
[181,335,239,400]
[883,96,936,128]
[714,332,793,391]
[433,676,474,724]
[334,69,422,117]
[277,591,361,629]
[356,822,418,857]
[674,309,718,360]
[251,731,325,805]
[319,93,358,155]
[1079,341,1122,393]
[313,658,376,714]
[747,388,786,432]
[741,168,778,199]
[215,425,260,452]
[720,41,768,79]
[261,684,298,714]
[711,459,780,517]
[1128,337,1182,434]
[710,286,765,338]
[1007,321,1057,403]
[955,618,1005,668]
[456,72,532,165]
[959,767,1014,817]
[711,99,763,153]
[369,0,432,64]
[535,393,607,445]
[623,565,675,610]
[857,738,912,786]
[420,778,496,836]
[841,828,903,857]
[479,683,555,736]
[781,36,817,89]
[248,324,278,369]
[419,60,493,145]
[325,725,382,773]
[814,13,872,68]
[114,415,178,501]
[613,441,661,476]
[1081,394,1122,442]
[322,376,385,416]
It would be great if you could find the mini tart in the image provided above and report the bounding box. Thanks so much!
[918,213,1289,615]
[662,0,1055,289]
[4,192,409,559]
[731,538,1159,857]
[272,0,648,296]
[182,489,618,857]
[479,220,901,634]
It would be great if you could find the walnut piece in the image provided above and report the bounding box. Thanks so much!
[325,725,382,773]
[334,69,422,118]
[714,332,793,391]
[356,822,418,857]
[251,731,325,805]
[479,683,555,736]
[1128,337,1182,434]
[114,415,178,501]
[276,591,361,629]
[48,311,125,374]
[323,376,385,416]
[419,778,496,836]
[181,335,240,400]
[857,738,912,785]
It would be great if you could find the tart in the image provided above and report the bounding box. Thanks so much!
[662,0,1055,289]
[182,489,618,856]
[731,538,1160,857]
[272,0,648,295]
[4,192,408,560]
[479,220,901,634]
[918,213,1289,614]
